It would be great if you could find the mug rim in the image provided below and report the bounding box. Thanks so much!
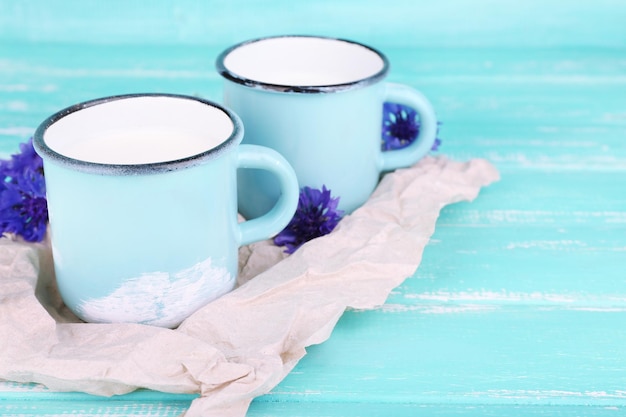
[33,93,244,176]
[215,35,390,94]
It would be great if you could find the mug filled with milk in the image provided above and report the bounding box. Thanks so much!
[33,93,299,328]
[217,35,438,217]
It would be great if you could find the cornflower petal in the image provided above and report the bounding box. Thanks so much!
[382,102,442,152]
[274,185,344,254]
[0,137,48,242]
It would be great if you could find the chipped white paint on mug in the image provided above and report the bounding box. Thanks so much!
[78,257,233,328]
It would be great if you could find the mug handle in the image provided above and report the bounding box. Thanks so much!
[379,83,438,172]
[237,144,299,246]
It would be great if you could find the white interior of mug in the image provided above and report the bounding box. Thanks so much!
[44,96,235,165]
[222,36,386,87]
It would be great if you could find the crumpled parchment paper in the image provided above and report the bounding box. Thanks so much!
[0,156,499,416]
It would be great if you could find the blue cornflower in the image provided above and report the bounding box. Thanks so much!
[0,138,48,242]
[382,102,442,152]
[274,185,344,254]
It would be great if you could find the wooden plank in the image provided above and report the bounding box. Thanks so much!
[0,382,196,416]
[255,307,626,407]
[250,403,625,417]
[2,45,625,164]
[1,0,625,48]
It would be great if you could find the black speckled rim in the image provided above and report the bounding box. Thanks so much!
[216,35,390,94]
[33,93,243,176]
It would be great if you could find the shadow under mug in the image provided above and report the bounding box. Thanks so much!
[217,35,438,218]
[33,93,299,328]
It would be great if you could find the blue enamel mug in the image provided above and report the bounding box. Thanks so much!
[33,93,299,328]
[217,35,438,217]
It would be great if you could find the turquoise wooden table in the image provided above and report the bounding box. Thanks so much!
[1,0,625,415]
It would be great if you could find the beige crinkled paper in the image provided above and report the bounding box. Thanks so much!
[0,156,499,416]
